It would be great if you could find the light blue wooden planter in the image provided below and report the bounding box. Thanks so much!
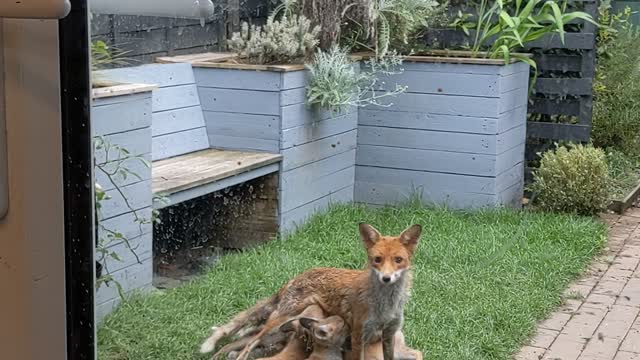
[191,65,357,232]
[356,59,529,209]
[91,84,155,321]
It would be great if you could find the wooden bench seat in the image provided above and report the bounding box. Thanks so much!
[152,149,281,207]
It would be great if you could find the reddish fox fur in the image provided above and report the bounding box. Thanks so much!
[200,223,422,360]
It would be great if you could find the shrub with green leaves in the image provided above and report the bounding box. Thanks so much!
[229,14,320,65]
[592,3,640,156]
[306,46,406,112]
[531,144,610,216]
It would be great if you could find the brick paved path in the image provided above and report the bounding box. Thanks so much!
[516,207,640,360]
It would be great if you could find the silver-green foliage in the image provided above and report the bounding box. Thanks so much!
[306,46,407,112]
[531,144,611,216]
[344,0,442,56]
[229,14,320,65]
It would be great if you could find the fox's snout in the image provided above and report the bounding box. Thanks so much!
[374,267,405,285]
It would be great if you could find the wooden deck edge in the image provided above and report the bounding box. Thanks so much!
[156,52,307,72]
[353,50,532,65]
[608,181,640,214]
[92,83,157,99]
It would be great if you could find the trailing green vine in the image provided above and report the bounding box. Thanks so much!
[94,137,168,296]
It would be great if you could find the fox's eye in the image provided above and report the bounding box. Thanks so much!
[395,257,403,264]
[373,256,382,264]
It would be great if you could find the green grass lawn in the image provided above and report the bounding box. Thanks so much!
[98,204,606,360]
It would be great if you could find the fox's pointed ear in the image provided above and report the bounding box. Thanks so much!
[400,224,422,253]
[299,317,318,331]
[359,223,381,249]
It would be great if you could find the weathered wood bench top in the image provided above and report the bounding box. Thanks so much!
[152,149,282,207]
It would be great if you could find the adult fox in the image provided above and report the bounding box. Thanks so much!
[200,223,422,360]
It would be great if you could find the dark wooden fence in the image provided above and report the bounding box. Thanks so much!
[423,0,599,174]
[90,0,270,64]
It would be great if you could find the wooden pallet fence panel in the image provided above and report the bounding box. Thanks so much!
[526,122,591,141]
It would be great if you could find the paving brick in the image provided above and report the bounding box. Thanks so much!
[620,245,640,259]
[593,279,628,297]
[596,305,639,340]
[543,334,587,360]
[561,306,608,341]
[617,278,640,307]
[516,346,545,360]
[610,224,636,238]
[540,312,573,331]
[590,256,617,277]
[565,284,594,300]
[620,318,640,353]
[625,208,640,218]
[601,213,622,223]
[614,351,640,360]
[530,328,560,349]
[604,265,635,282]
[576,276,600,288]
[616,254,640,270]
[561,299,585,315]
[584,293,617,309]
[578,336,620,360]
[518,211,640,359]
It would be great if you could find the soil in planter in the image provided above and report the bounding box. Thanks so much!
[153,173,279,289]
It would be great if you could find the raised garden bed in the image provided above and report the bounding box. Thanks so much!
[356,52,530,209]
[158,53,357,232]
[92,81,156,321]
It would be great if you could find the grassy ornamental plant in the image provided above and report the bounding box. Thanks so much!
[471,0,596,66]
